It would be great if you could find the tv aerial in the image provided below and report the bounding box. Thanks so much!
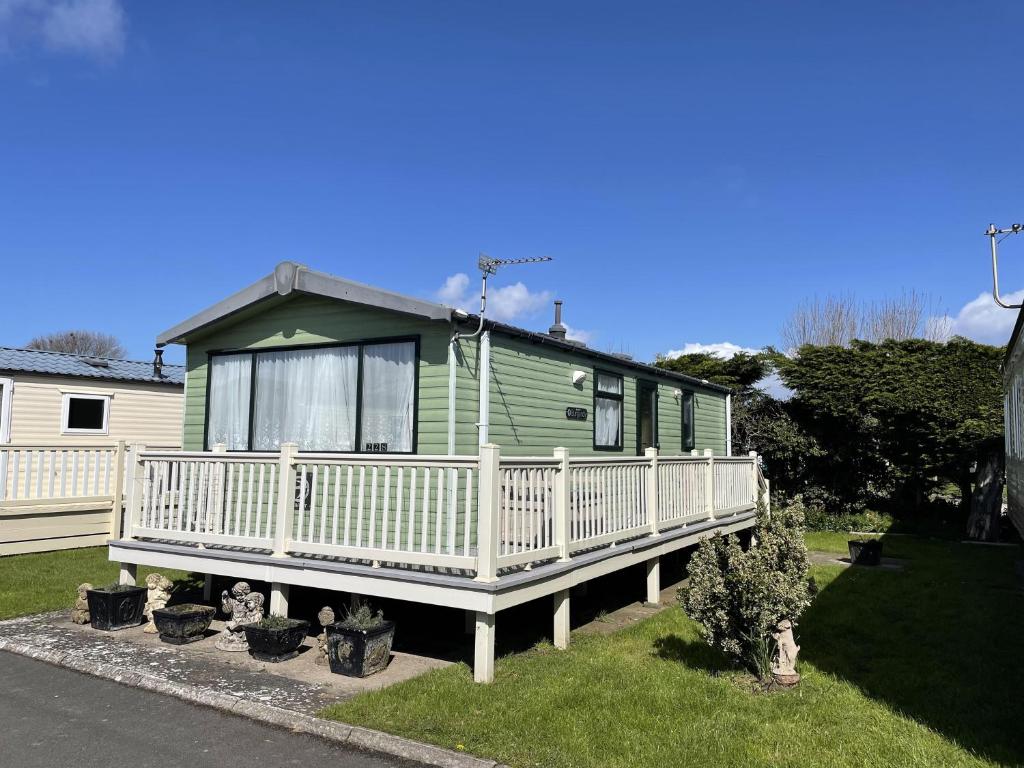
[454,252,553,340]
[987,223,1023,309]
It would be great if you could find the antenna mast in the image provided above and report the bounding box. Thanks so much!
[987,223,1023,309]
[454,253,553,341]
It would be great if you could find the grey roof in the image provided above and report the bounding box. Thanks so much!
[157,260,730,395]
[157,261,452,345]
[0,347,184,385]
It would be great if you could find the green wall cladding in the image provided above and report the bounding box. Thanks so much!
[182,294,452,453]
[180,294,729,458]
[476,334,728,457]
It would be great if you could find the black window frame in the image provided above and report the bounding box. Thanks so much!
[681,390,695,452]
[592,369,625,452]
[203,335,420,454]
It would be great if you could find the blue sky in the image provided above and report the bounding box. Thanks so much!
[2,1,1024,365]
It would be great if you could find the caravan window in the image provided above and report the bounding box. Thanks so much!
[206,339,418,453]
[594,371,624,450]
[62,393,110,435]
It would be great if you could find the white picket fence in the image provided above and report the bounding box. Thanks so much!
[123,443,767,579]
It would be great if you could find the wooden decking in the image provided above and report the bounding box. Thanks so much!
[109,443,765,681]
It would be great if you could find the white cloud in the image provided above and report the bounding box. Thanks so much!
[435,272,562,324]
[663,341,758,360]
[0,0,125,59]
[564,324,594,344]
[436,272,469,306]
[928,289,1024,346]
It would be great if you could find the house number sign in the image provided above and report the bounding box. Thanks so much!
[565,407,588,421]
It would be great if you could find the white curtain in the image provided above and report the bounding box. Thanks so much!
[595,398,621,447]
[595,373,622,448]
[252,347,358,451]
[207,355,252,450]
[360,341,415,452]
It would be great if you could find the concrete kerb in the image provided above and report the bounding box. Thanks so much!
[0,638,504,768]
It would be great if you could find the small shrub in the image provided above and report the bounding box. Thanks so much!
[679,503,814,674]
[257,615,302,629]
[338,598,385,630]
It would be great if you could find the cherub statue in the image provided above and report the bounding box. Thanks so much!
[772,618,801,686]
[215,582,265,651]
[143,573,174,633]
[315,606,335,665]
[71,583,92,624]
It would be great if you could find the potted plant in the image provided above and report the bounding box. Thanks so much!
[848,538,883,566]
[326,600,394,677]
[151,603,216,644]
[243,616,310,662]
[86,583,147,631]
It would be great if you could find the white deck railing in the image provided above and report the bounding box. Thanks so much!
[123,444,767,580]
[0,444,121,502]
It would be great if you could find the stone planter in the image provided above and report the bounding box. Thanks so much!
[848,539,883,566]
[326,621,395,677]
[86,585,147,631]
[152,603,216,644]
[243,618,310,662]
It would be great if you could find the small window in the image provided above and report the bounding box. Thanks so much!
[681,391,695,451]
[594,371,623,450]
[62,393,109,434]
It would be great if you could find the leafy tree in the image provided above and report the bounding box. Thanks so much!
[26,330,127,359]
[775,338,1005,539]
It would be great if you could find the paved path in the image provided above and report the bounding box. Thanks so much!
[0,652,422,768]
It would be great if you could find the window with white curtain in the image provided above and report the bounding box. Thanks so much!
[252,346,358,451]
[205,339,417,453]
[360,342,415,452]
[207,354,252,449]
[594,370,623,450]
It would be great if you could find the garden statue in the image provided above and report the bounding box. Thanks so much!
[772,619,801,686]
[143,573,174,633]
[315,605,335,665]
[215,582,265,651]
[71,583,92,624]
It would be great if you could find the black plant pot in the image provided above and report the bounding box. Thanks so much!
[243,619,310,662]
[326,621,395,677]
[152,603,216,644]
[86,585,147,631]
[848,539,883,566]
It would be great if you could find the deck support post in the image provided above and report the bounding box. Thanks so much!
[474,444,501,583]
[553,589,570,649]
[553,447,571,561]
[704,448,715,520]
[270,582,290,616]
[645,447,660,536]
[474,611,496,683]
[121,442,146,541]
[108,440,127,540]
[645,556,661,605]
[272,443,298,558]
[118,562,137,586]
[202,574,213,601]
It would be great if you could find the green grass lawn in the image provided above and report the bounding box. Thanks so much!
[0,547,194,620]
[322,534,1024,768]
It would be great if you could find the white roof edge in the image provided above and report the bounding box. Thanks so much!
[157,261,452,345]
